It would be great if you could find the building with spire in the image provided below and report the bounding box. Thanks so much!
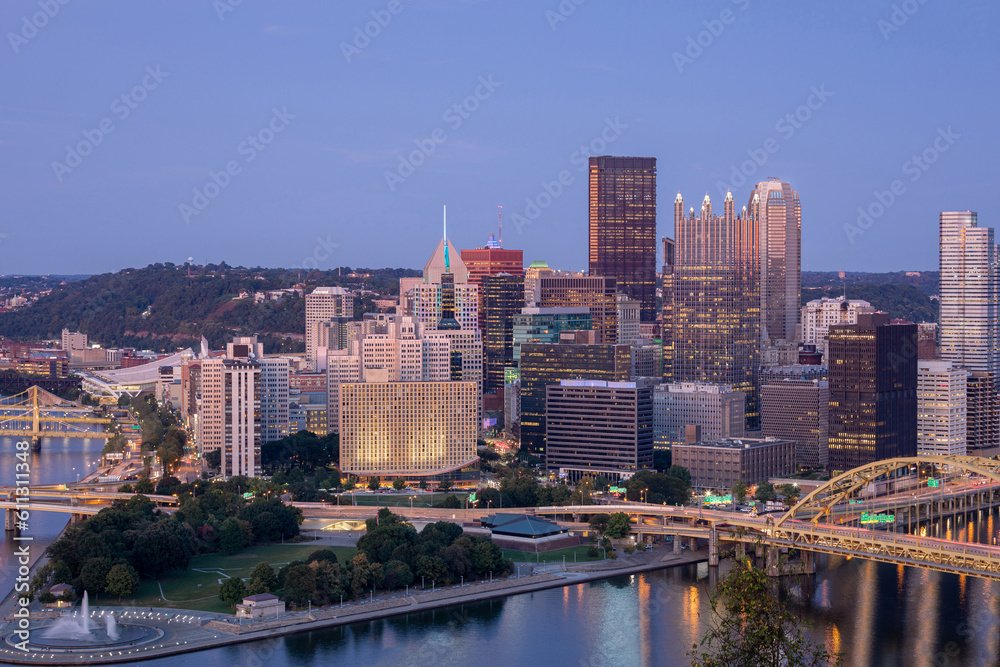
[673,190,760,430]
[588,156,658,321]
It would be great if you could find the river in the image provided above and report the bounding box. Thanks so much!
[2,437,999,666]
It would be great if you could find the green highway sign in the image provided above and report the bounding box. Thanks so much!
[928,478,940,488]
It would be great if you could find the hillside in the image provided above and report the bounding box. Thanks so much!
[802,271,938,296]
[0,263,419,353]
[801,284,937,323]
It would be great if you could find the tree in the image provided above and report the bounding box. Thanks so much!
[219,577,248,608]
[392,477,406,491]
[133,478,154,495]
[419,480,428,490]
[368,476,381,492]
[438,479,453,492]
[588,513,611,534]
[665,465,692,488]
[755,481,777,503]
[732,481,748,504]
[283,563,317,606]
[204,449,221,471]
[778,484,801,504]
[105,563,139,601]
[80,557,113,594]
[690,554,842,666]
[219,517,253,554]
[605,512,631,539]
[248,561,277,594]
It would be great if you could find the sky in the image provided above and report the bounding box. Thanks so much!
[1,0,996,275]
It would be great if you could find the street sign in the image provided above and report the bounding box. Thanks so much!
[928,478,940,488]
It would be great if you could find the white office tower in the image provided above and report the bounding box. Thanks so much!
[200,338,262,478]
[917,360,967,456]
[653,382,745,449]
[616,293,641,345]
[413,236,479,332]
[939,211,999,455]
[305,286,354,369]
[800,296,875,359]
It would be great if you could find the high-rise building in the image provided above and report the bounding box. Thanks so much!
[800,296,875,359]
[588,156,657,321]
[748,179,801,343]
[326,347,362,435]
[258,356,290,445]
[305,287,354,369]
[761,378,829,469]
[630,341,662,379]
[461,234,524,332]
[413,238,479,332]
[519,342,631,456]
[199,340,262,478]
[524,260,554,306]
[512,308,592,363]
[673,191,760,429]
[661,236,675,382]
[917,360,967,456]
[482,273,525,391]
[653,382,745,449]
[545,379,655,481]
[827,313,917,471]
[938,211,999,455]
[339,381,478,479]
[539,276,618,344]
[616,293,641,345]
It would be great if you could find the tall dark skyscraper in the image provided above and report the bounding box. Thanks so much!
[827,313,918,471]
[482,272,525,391]
[588,156,657,322]
[673,191,760,430]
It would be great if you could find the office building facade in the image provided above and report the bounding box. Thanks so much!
[672,437,796,490]
[653,382,745,449]
[305,286,354,369]
[588,156,657,321]
[545,379,654,481]
[748,179,801,343]
[827,314,918,471]
[917,360,967,456]
[539,276,618,344]
[673,191,760,429]
[482,273,525,391]
[761,378,829,469]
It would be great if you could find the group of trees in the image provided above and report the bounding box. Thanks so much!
[262,430,339,474]
[126,396,186,473]
[34,476,303,602]
[623,468,693,506]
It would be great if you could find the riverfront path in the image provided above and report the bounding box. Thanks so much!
[0,545,708,665]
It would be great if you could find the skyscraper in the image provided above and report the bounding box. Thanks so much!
[761,378,829,469]
[518,342,631,457]
[461,231,524,332]
[588,156,657,321]
[939,211,999,455]
[827,313,917,471]
[661,236,675,382]
[538,276,618,344]
[748,179,801,343]
[917,360,967,456]
[199,339,263,478]
[305,286,354,369]
[482,273,525,391]
[673,191,761,430]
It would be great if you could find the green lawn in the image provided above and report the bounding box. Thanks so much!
[501,545,604,564]
[99,543,357,614]
[340,492,470,508]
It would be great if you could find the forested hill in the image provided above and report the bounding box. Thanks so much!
[0,263,419,353]
[802,271,938,296]
[801,284,938,323]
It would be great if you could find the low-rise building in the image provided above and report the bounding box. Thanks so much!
[672,437,796,490]
[237,593,285,618]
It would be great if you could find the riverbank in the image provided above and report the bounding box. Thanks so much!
[0,545,709,665]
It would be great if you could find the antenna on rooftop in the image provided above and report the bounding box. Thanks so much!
[498,205,503,248]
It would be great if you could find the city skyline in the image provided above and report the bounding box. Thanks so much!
[2,2,995,275]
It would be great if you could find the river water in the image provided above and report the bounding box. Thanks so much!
[3,437,999,666]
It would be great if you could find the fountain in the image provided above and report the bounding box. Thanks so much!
[41,590,93,639]
[4,590,160,654]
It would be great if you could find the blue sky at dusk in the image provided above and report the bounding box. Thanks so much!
[1,0,995,275]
